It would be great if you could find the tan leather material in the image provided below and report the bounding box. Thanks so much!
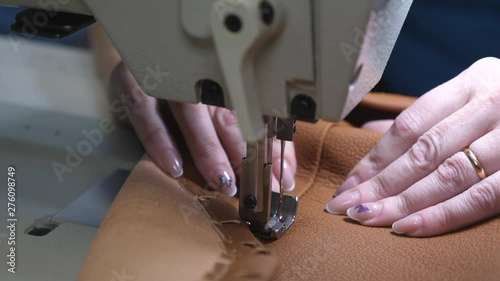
[78,157,277,281]
[80,93,500,280]
[361,92,417,112]
[269,122,500,281]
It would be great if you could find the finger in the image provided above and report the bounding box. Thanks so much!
[209,106,246,172]
[361,120,394,133]
[342,73,472,187]
[391,170,500,237]
[271,139,297,191]
[347,128,500,226]
[327,102,493,214]
[110,62,183,177]
[346,152,476,225]
[169,102,237,196]
[272,175,280,193]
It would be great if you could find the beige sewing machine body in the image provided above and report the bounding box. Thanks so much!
[0,0,412,279]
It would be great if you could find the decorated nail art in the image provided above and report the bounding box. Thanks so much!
[218,171,232,189]
[354,204,370,213]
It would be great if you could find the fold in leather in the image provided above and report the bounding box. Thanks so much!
[78,157,277,281]
[80,93,500,281]
[269,122,500,281]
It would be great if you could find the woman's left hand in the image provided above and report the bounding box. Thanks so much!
[326,57,500,237]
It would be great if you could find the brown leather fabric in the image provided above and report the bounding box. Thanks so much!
[270,122,500,281]
[361,92,417,112]
[346,92,416,127]
[78,157,277,281]
[80,94,500,281]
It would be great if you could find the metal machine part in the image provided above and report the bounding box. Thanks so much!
[239,117,298,240]
[3,0,413,139]
[1,0,413,239]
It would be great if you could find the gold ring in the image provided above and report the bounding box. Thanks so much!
[463,148,486,180]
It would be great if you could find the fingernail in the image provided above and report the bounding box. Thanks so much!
[162,149,184,178]
[279,159,295,191]
[218,110,238,127]
[325,190,360,215]
[336,175,360,196]
[346,202,381,222]
[212,169,237,197]
[392,215,422,235]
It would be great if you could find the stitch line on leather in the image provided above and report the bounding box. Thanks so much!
[299,124,351,202]
[175,178,217,225]
[176,177,261,281]
[177,177,197,197]
[172,165,276,280]
[212,224,231,242]
[296,123,336,198]
[177,178,240,247]
[217,220,242,225]
[199,195,218,201]
[195,197,218,222]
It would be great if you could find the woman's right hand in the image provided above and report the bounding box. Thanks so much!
[107,62,297,197]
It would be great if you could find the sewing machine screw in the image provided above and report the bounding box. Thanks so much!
[243,194,257,209]
[224,14,242,33]
[259,1,274,25]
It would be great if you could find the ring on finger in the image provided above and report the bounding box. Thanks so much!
[462,148,486,180]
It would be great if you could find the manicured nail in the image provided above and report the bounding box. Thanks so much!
[346,202,381,222]
[336,175,360,196]
[392,215,423,235]
[218,109,238,127]
[213,169,237,197]
[162,149,184,178]
[325,190,360,215]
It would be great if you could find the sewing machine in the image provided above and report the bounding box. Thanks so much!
[1,0,412,244]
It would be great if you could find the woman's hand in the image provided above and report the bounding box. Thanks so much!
[326,57,500,237]
[109,62,297,196]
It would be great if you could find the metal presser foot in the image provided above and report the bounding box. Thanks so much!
[239,117,298,240]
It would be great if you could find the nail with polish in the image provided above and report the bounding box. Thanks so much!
[392,215,422,235]
[162,149,184,178]
[325,190,360,215]
[335,175,360,196]
[346,202,381,222]
[216,170,237,197]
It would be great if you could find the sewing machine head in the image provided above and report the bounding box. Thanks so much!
[3,0,412,239]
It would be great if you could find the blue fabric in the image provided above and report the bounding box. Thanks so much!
[374,0,500,96]
[0,6,89,48]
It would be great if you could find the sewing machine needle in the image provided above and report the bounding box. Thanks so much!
[278,139,285,221]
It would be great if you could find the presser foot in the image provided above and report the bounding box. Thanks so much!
[247,192,298,240]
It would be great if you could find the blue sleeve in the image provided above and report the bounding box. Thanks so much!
[374,0,500,97]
